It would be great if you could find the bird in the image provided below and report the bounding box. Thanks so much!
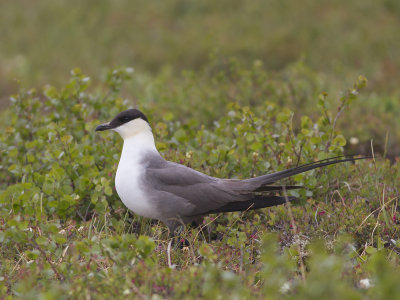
[95,108,365,236]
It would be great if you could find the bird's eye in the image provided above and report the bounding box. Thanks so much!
[120,116,130,122]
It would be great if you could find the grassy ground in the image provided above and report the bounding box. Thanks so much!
[0,66,399,299]
[0,1,400,299]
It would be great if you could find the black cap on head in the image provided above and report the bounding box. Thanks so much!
[95,109,149,131]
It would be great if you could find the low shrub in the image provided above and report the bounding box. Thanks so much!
[0,65,399,298]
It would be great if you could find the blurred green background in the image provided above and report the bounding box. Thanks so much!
[1,0,399,92]
[0,0,399,155]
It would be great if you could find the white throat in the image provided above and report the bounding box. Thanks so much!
[114,118,160,219]
[116,119,158,164]
[113,118,153,141]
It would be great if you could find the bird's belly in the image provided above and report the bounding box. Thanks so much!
[115,166,157,219]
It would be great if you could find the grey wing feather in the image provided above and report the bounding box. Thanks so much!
[145,157,248,216]
[144,154,367,219]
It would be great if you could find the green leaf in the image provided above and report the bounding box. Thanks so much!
[173,128,187,143]
[61,135,73,144]
[53,234,67,244]
[332,135,346,147]
[104,186,113,196]
[35,236,48,246]
[26,249,40,260]
[365,246,377,255]
[135,235,155,259]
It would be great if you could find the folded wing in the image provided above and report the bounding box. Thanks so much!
[145,154,367,218]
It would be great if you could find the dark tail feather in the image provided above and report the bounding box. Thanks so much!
[203,155,369,215]
[206,195,296,214]
[253,185,303,192]
[248,155,369,186]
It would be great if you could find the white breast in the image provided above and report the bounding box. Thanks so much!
[115,158,157,219]
[113,119,160,219]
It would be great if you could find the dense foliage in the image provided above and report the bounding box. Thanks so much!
[0,63,399,299]
[1,1,400,298]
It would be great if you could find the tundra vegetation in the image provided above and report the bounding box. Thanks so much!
[0,0,400,299]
